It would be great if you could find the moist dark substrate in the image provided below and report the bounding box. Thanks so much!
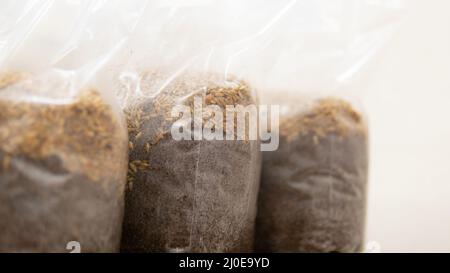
[120,72,262,253]
[0,73,128,252]
[255,98,368,253]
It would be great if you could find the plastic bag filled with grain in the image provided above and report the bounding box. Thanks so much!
[0,0,146,253]
[255,96,369,252]
[115,1,266,253]
[234,0,405,252]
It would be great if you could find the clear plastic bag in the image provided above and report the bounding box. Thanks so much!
[0,0,145,253]
[243,0,405,252]
[256,97,369,252]
[116,1,265,253]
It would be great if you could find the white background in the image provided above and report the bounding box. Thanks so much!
[365,0,450,252]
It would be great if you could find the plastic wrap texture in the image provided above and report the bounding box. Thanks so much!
[0,0,145,252]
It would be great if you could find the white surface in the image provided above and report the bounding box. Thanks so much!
[365,0,450,252]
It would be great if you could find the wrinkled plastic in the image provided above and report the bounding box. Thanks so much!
[116,1,264,253]
[246,0,404,252]
[0,0,405,253]
[115,0,405,253]
[0,0,145,253]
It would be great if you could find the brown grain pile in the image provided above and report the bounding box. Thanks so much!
[255,97,368,253]
[120,71,262,253]
[0,72,128,253]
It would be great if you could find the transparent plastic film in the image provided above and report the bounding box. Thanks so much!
[0,0,146,253]
[116,0,282,252]
[250,0,404,253]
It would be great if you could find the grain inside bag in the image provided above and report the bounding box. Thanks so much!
[255,98,368,253]
[0,72,128,252]
[120,71,262,253]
